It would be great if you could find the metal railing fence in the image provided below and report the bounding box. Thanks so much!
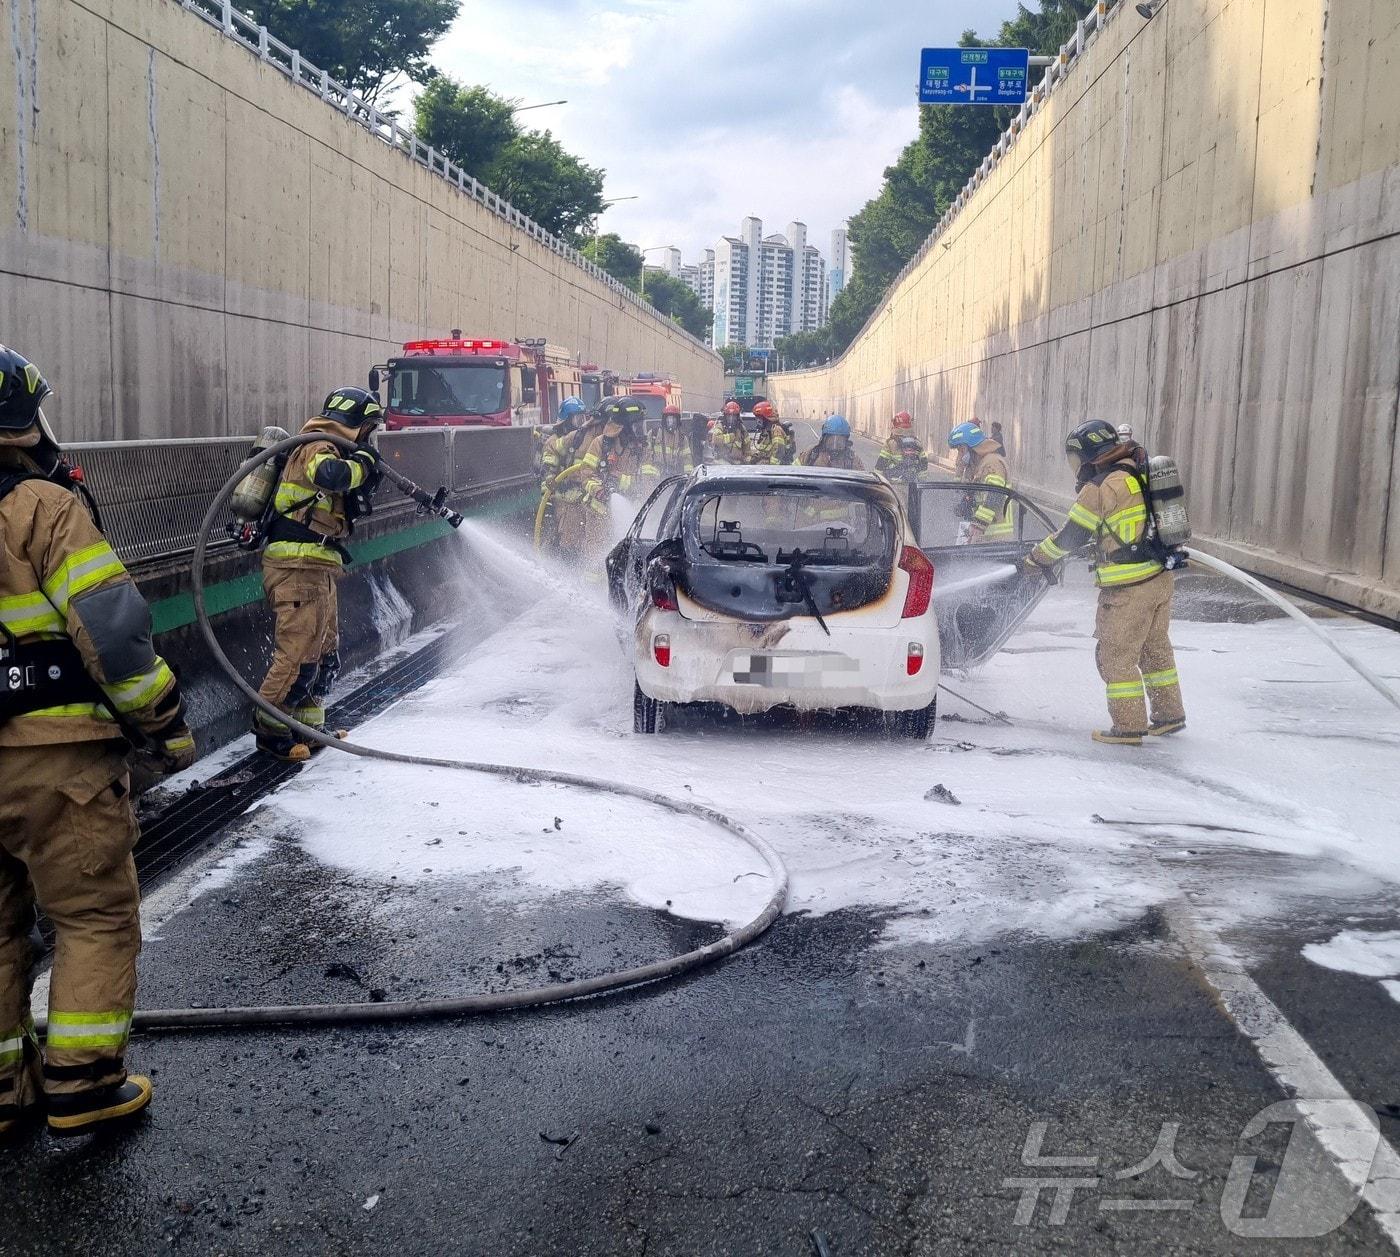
[68,425,535,567]
[172,0,713,358]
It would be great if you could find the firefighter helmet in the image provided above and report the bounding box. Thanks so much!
[947,421,987,449]
[558,396,586,423]
[723,401,742,415]
[321,387,384,428]
[821,415,851,438]
[1064,419,1122,468]
[752,401,776,420]
[0,346,52,431]
[662,404,681,417]
[892,410,913,429]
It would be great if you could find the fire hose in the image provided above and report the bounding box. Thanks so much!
[43,432,791,1035]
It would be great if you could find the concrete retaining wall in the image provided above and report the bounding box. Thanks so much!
[0,0,724,442]
[769,0,1400,620]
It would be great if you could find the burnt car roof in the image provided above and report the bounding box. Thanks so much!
[690,464,885,486]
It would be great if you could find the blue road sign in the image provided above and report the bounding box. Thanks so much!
[919,47,1029,106]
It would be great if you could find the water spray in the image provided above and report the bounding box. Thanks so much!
[1185,548,1400,715]
[34,432,788,1038]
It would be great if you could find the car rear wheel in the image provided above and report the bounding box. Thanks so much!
[633,681,661,734]
[889,699,936,740]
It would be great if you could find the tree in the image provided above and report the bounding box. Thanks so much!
[641,271,712,341]
[581,234,644,292]
[718,345,749,373]
[774,329,834,369]
[487,131,606,239]
[828,2,1080,354]
[413,77,516,174]
[243,0,459,103]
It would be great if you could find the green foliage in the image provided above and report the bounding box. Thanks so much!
[581,234,644,291]
[413,78,517,174]
[830,2,1079,354]
[244,0,459,102]
[413,77,605,239]
[487,130,606,239]
[641,271,713,341]
[773,329,834,369]
[718,345,749,373]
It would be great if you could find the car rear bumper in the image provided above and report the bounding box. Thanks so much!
[634,614,939,713]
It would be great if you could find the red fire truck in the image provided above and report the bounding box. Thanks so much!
[578,366,621,411]
[618,373,683,422]
[372,336,585,430]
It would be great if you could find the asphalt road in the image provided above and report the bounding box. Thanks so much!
[3,812,1398,1256]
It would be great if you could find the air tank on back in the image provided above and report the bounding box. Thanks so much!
[230,426,292,523]
[1147,454,1191,547]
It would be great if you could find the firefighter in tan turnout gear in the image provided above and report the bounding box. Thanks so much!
[1023,419,1186,746]
[0,346,195,1138]
[255,388,383,761]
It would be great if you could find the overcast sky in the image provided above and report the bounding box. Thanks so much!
[420,0,1023,264]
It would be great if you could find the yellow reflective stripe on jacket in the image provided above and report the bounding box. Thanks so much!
[46,1010,131,1051]
[1096,560,1162,587]
[41,541,125,613]
[265,540,344,565]
[1066,502,1101,530]
[274,481,323,513]
[102,658,175,715]
[0,590,65,636]
[22,702,115,721]
[307,450,366,490]
[1105,503,1148,543]
[1033,536,1068,562]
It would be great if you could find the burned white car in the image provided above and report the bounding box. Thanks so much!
[606,465,940,736]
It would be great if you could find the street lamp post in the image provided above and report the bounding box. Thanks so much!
[511,100,568,113]
[591,195,640,257]
[639,245,676,300]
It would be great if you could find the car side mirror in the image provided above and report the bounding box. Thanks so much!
[368,367,380,397]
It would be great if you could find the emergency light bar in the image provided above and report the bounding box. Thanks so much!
[402,338,511,354]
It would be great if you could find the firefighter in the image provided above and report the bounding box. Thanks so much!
[1022,419,1186,745]
[0,346,195,1138]
[748,401,794,465]
[641,405,695,481]
[948,421,1014,541]
[550,407,611,560]
[710,402,750,464]
[254,388,383,761]
[801,415,865,469]
[578,398,648,558]
[536,397,588,551]
[875,411,927,476]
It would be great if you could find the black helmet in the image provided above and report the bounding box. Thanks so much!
[320,387,384,428]
[599,396,647,431]
[0,346,52,431]
[1064,419,1121,469]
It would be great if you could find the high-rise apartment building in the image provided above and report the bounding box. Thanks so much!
[696,217,831,349]
[828,228,849,307]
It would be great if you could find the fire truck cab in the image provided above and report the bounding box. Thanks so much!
[373,336,582,430]
[619,373,683,422]
[578,366,621,412]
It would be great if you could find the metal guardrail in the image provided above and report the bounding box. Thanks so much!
[172,0,714,359]
[68,426,536,567]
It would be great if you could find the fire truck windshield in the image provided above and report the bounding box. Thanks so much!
[633,393,666,422]
[389,363,507,418]
[580,378,603,408]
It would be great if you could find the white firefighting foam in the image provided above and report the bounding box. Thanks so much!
[249,521,1400,947]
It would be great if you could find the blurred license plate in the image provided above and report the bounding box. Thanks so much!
[732,653,858,687]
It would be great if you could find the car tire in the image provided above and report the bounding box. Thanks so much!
[890,699,936,740]
[633,681,660,734]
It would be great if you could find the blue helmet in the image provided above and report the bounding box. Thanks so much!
[948,421,987,449]
[821,415,851,438]
[558,396,586,422]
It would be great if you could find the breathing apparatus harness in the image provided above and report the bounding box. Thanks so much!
[1085,446,1190,572]
[0,466,109,723]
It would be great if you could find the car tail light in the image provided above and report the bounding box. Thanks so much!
[898,546,934,618]
[907,642,925,676]
[653,633,671,667]
[649,568,679,612]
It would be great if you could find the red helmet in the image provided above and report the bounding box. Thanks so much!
[752,401,776,420]
[662,404,681,416]
[723,401,741,415]
[892,411,913,429]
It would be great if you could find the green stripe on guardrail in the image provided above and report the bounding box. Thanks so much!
[149,486,535,635]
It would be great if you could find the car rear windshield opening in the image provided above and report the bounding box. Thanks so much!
[690,491,895,568]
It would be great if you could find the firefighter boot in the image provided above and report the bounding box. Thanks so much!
[253,716,311,763]
[1148,719,1186,737]
[47,1075,152,1137]
[1091,728,1145,746]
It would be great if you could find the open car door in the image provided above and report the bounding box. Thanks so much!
[907,481,1060,669]
[605,476,686,614]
